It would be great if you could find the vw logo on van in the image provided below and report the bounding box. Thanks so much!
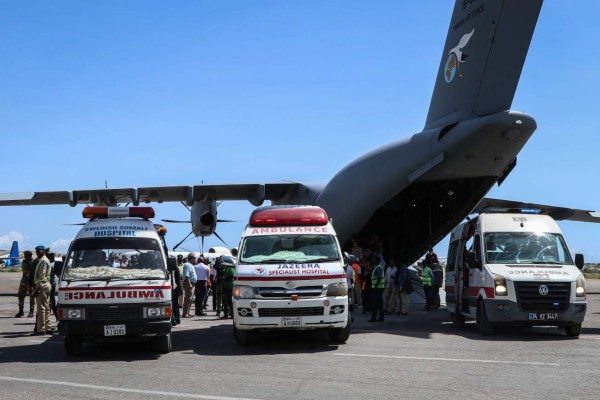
[285,281,296,288]
[538,284,549,296]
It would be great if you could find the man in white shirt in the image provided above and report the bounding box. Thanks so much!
[383,260,399,314]
[182,254,197,318]
[194,256,210,316]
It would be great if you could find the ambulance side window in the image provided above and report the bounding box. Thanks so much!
[447,241,459,273]
[474,235,482,263]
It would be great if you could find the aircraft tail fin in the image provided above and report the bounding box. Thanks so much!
[5,241,21,267]
[424,0,542,130]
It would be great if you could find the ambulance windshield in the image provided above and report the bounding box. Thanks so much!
[484,232,573,265]
[239,235,340,264]
[62,237,166,280]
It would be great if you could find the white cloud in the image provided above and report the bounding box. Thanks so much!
[0,231,26,249]
[49,238,72,254]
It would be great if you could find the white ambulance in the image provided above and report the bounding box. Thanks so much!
[232,206,350,345]
[55,207,174,355]
[445,212,586,337]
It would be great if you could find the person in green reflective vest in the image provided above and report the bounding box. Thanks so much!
[421,262,434,311]
[368,254,386,322]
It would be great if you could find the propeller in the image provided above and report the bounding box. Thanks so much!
[173,231,194,251]
[161,219,191,223]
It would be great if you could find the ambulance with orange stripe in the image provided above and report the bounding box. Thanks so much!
[232,206,350,345]
[55,207,174,355]
[445,212,586,337]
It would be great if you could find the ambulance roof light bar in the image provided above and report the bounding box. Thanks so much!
[82,206,155,220]
[249,206,329,227]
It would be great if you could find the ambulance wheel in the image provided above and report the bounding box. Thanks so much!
[233,324,252,346]
[64,336,82,356]
[476,301,494,336]
[451,312,465,326]
[328,319,351,343]
[564,323,581,337]
[156,333,172,354]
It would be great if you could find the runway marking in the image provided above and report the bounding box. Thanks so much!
[334,353,560,366]
[0,376,262,400]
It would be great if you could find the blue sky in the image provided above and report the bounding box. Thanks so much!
[1,1,599,262]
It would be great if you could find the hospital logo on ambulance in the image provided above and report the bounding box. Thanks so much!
[253,267,268,276]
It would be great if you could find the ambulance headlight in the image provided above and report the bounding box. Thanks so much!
[326,282,348,297]
[576,275,586,297]
[143,306,170,318]
[234,285,255,299]
[59,308,85,320]
[493,274,508,296]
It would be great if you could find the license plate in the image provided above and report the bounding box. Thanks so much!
[104,324,126,336]
[282,316,302,327]
[528,313,558,321]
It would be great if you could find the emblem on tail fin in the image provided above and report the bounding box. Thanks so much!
[444,28,474,83]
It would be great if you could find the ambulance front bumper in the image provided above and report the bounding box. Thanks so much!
[483,298,586,326]
[58,320,171,338]
[233,297,348,331]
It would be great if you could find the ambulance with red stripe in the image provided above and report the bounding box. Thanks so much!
[445,212,586,337]
[55,207,173,355]
[232,206,350,345]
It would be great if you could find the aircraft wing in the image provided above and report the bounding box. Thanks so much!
[0,183,302,208]
[474,198,600,223]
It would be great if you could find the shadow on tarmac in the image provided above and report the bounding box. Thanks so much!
[174,323,340,357]
[348,306,583,342]
[0,304,591,363]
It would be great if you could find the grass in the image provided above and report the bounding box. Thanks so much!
[583,272,600,279]
[0,267,21,273]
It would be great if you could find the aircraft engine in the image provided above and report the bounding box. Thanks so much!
[191,200,218,237]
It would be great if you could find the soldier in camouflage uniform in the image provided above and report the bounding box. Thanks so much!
[15,250,35,318]
[32,245,52,335]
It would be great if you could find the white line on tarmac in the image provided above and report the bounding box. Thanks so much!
[0,376,263,400]
[334,353,560,366]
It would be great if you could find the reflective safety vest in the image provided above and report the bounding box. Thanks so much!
[371,265,385,289]
[422,266,433,286]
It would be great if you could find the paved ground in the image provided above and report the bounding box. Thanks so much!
[1,272,599,400]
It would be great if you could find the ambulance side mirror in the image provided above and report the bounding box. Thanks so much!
[231,248,238,257]
[347,254,359,264]
[54,260,64,277]
[575,253,584,270]
[166,256,177,271]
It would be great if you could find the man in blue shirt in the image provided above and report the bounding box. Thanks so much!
[182,253,197,318]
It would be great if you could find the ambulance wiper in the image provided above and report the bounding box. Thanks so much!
[65,277,113,283]
[531,261,563,265]
[309,257,339,263]
[263,258,290,264]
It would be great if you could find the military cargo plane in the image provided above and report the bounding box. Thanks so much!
[0,0,598,263]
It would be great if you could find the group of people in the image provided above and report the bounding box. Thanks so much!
[344,236,445,323]
[168,253,235,326]
[343,236,413,323]
[15,245,57,336]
